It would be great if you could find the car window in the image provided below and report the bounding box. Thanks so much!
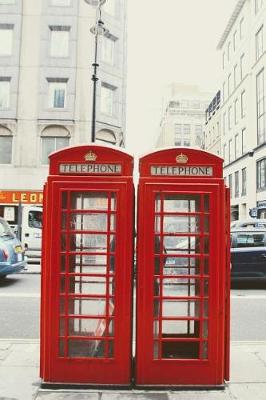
[28,211,42,229]
[235,233,265,248]
[0,219,15,238]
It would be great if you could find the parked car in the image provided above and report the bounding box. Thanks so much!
[231,227,266,283]
[0,217,27,278]
[231,218,266,229]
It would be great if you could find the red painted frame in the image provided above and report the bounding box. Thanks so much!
[40,146,134,385]
[136,148,230,387]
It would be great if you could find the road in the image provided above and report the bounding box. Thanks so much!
[0,273,266,340]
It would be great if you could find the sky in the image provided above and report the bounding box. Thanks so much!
[125,0,237,156]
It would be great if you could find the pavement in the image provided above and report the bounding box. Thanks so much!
[0,339,266,400]
[4,266,266,399]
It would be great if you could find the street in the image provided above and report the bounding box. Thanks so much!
[0,272,265,341]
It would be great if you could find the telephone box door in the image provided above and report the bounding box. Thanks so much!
[136,182,227,386]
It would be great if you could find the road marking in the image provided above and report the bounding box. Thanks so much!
[231,294,266,299]
[0,293,40,298]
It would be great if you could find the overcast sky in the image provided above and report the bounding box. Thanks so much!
[125,0,237,155]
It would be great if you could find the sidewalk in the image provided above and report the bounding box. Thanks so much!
[0,340,266,400]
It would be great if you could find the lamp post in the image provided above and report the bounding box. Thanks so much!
[84,0,109,143]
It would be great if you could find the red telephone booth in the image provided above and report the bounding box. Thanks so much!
[40,145,134,386]
[136,148,230,388]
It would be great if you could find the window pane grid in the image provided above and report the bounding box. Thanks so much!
[153,193,210,360]
[59,191,116,359]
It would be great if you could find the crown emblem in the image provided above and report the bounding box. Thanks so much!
[176,153,188,164]
[84,151,97,162]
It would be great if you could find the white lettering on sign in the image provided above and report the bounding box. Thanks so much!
[59,163,122,175]
[151,165,213,176]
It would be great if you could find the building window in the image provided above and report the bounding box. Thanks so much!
[101,36,115,65]
[229,174,233,198]
[233,30,238,50]
[240,17,244,39]
[48,79,67,108]
[255,0,264,14]
[241,90,246,117]
[51,0,71,6]
[183,139,190,146]
[257,158,266,190]
[235,133,240,159]
[0,78,10,109]
[227,41,231,61]
[235,171,239,197]
[174,124,182,135]
[234,64,238,88]
[174,139,182,146]
[240,53,245,80]
[103,0,116,16]
[234,98,239,124]
[41,136,69,165]
[223,82,226,102]
[241,128,247,154]
[183,124,191,135]
[242,167,247,195]
[101,84,115,116]
[0,135,12,164]
[229,139,233,163]
[0,24,13,56]
[223,112,226,135]
[256,69,265,145]
[256,25,263,61]
[228,106,232,129]
[223,143,226,163]
[222,52,225,69]
[50,26,70,58]
[228,74,232,97]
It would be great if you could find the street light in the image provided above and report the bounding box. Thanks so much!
[84,0,109,143]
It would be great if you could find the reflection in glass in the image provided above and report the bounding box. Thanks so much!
[163,216,200,233]
[162,300,203,318]
[162,320,195,335]
[68,276,114,296]
[163,194,201,213]
[68,339,106,358]
[162,235,200,254]
[163,257,201,276]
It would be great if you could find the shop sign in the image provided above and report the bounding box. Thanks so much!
[0,191,43,204]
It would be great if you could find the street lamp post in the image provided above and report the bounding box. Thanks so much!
[84,0,109,143]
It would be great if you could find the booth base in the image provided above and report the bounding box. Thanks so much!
[41,381,227,391]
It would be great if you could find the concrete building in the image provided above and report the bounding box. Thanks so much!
[0,0,127,225]
[205,0,266,221]
[156,83,211,149]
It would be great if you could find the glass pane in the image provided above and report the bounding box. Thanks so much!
[202,341,208,359]
[62,213,110,231]
[71,192,109,211]
[162,236,200,254]
[162,300,203,318]
[163,216,201,233]
[162,320,195,335]
[60,255,66,272]
[68,318,112,337]
[163,194,201,213]
[163,257,201,276]
[68,254,112,274]
[66,234,115,253]
[68,276,115,296]
[154,278,202,297]
[59,339,65,357]
[67,298,107,316]
[68,339,105,358]
[204,195,209,211]
[62,193,68,208]
[161,341,200,359]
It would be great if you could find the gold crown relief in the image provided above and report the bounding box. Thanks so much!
[84,151,97,162]
[176,153,188,164]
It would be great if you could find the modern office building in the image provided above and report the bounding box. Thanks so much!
[205,0,266,220]
[156,83,211,149]
[0,0,127,224]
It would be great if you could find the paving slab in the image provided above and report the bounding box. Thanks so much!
[101,393,169,400]
[229,383,266,400]
[169,390,231,400]
[1,342,39,367]
[230,343,266,383]
[0,365,40,400]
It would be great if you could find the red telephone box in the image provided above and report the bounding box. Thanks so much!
[136,148,230,388]
[40,145,134,386]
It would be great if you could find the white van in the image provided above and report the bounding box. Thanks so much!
[20,205,42,263]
